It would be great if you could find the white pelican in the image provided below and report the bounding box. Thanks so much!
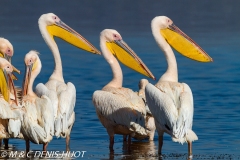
[35,13,101,151]
[92,29,155,152]
[145,16,213,158]
[0,38,21,148]
[21,50,54,153]
[0,57,23,146]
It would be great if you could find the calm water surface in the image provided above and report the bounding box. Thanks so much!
[1,1,240,159]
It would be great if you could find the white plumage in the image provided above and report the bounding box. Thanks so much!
[21,96,54,144]
[0,38,22,148]
[144,16,213,158]
[21,50,54,152]
[0,57,23,148]
[35,13,100,151]
[133,79,156,141]
[93,29,155,151]
[146,82,197,143]
[93,87,147,136]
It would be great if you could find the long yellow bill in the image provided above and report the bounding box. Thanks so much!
[160,24,213,62]
[0,69,9,102]
[0,68,18,105]
[47,21,101,55]
[106,40,155,80]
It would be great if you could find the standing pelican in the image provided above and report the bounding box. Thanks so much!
[0,38,21,148]
[145,16,213,158]
[35,13,101,151]
[21,50,54,153]
[0,57,22,146]
[92,29,155,152]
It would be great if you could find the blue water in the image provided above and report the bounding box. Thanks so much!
[1,1,240,159]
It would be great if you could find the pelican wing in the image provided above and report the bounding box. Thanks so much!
[137,88,152,115]
[146,82,194,140]
[0,97,20,119]
[35,95,54,141]
[55,82,76,137]
[21,113,46,144]
[92,87,147,135]
[21,101,46,144]
[8,119,21,138]
[145,83,178,134]
[173,83,194,139]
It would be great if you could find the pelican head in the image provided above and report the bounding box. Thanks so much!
[151,16,213,62]
[0,38,13,62]
[22,50,41,96]
[0,57,18,105]
[38,13,101,55]
[0,38,20,75]
[101,29,155,80]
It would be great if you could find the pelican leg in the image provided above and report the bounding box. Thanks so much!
[127,135,132,151]
[187,141,193,159]
[43,142,48,151]
[158,134,163,155]
[127,135,131,144]
[66,122,74,151]
[66,134,70,151]
[123,135,127,142]
[109,135,114,152]
[3,139,9,149]
[149,130,155,141]
[26,139,30,154]
[122,138,128,151]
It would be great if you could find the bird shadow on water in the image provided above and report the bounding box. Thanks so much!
[105,140,160,160]
[101,140,240,160]
[105,140,195,160]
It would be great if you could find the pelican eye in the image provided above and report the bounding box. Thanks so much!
[52,16,57,20]
[29,59,34,65]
